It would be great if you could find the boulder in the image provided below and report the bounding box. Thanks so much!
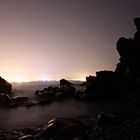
[97,111,133,127]
[40,118,87,139]
[97,112,118,126]
[83,71,123,99]
[0,76,12,94]
[62,85,76,97]
[115,17,140,79]
[83,76,96,94]
[60,79,73,89]
[0,94,11,106]
[11,96,29,106]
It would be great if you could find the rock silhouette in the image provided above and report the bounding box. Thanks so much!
[40,118,87,139]
[0,76,12,94]
[0,77,12,106]
[116,17,140,79]
[60,79,73,89]
[84,17,140,101]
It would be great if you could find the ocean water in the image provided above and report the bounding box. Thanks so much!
[0,81,131,130]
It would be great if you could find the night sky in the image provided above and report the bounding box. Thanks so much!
[0,0,140,82]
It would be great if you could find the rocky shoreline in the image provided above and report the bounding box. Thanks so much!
[0,110,140,140]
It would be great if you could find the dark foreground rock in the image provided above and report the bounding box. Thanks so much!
[1,111,140,140]
[82,17,140,102]
[0,77,12,95]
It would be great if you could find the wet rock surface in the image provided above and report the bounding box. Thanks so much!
[0,111,140,140]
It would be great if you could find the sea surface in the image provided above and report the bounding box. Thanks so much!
[0,81,133,130]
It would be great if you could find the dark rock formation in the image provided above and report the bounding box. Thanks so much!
[115,17,140,80]
[61,85,76,97]
[11,96,29,106]
[0,94,11,106]
[83,18,140,101]
[40,118,87,139]
[2,111,140,140]
[0,130,6,140]
[83,71,124,99]
[60,79,73,89]
[0,76,12,94]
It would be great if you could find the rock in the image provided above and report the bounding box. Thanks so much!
[0,130,6,140]
[35,86,61,99]
[21,128,35,135]
[134,17,140,43]
[62,85,76,97]
[83,71,124,100]
[97,112,117,127]
[0,76,12,94]
[34,89,52,105]
[82,18,140,101]
[40,118,87,139]
[115,17,140,79]
[60,79,73,89]
[18,135,34,140]
[75,91,83,99]
[97,111,132,127]
[11,96,29,106]
[34,90,40,97]
[0,94,11,106]
[84,75,96,94]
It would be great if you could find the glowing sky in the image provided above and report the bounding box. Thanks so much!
[0,0,140,82]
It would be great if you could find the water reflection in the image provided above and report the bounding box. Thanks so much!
[0,99,93,130]
[0,98,131,130]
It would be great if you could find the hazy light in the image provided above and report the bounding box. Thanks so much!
[0,1,139,82]
[38,76,50,81]
[78,78,86,81]
[6,76,29,83]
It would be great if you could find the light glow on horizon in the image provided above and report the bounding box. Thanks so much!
[4,74,87,82]
[0,1,139,83]
[7,76,26,83]
[38,75,50,81]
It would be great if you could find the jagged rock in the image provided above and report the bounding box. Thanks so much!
[34,86,63,103]
[83,71,123,100]
[83,18,140,101]
[97,111,133,127]
[0,76,12,94]
[35,86,61,98]
[60,79,73,89]
[34,90,52,105]
[62,85,76,97]
[134,17,140,43]
[97,112,119,127]
[21,128,36,135]
[115,17,140,79]
[0,94,11,106]
[11,96,29,106]
[84,76,96,94]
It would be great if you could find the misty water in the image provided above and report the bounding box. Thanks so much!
[0,81,132,130]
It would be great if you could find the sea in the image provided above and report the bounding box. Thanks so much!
[0,81,132,130]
